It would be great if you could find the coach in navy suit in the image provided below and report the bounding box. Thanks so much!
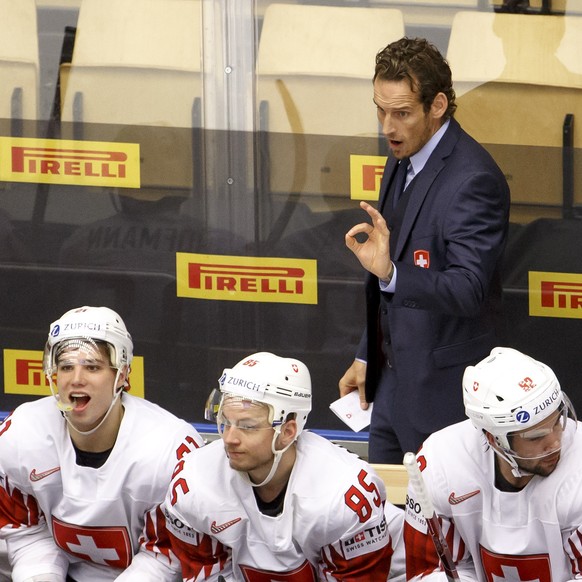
[339,38,510,463]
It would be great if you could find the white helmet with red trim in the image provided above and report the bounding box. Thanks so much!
[43,306,134,435]
[217,352,312,435]
[463,347,569,452]
[43,306,133,373]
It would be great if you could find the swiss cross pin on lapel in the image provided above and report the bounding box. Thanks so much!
[413,250,430,268]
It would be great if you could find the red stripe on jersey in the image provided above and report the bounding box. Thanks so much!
[404,518,463,580]
[320,535,395,580]
[404,520,442,579]
[0,476,41,529]
[567,529,582,576]
[168,529,229,581]
[141,505,173,560]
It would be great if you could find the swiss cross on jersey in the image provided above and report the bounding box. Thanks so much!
[480,545,551,582]
[52,516,132,568]
[413,250,430,269]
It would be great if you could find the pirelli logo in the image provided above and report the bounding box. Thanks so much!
[3,349,146,398]
[176,253,318,304]
[0,137,140,188]
[529,271,582,319]
[350,154,387,201]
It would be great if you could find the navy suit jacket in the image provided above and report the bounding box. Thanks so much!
[358,118,510,434]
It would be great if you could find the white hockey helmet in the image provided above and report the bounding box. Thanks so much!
[43,306,133,373]
[213,352,312,435]
[463,346,567,451]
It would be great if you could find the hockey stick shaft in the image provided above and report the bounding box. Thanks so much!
[403,452,460,582]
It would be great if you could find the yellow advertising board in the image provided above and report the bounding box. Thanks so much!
[350,154,387,201]
[0,136,140,188]
[176,253,318,305]
[529,271,582,319]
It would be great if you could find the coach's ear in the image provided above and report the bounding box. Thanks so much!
[430,92,448,120]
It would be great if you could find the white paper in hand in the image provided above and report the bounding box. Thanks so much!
[329,391,373,432]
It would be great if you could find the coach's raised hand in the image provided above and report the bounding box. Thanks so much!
[345,200,393,282]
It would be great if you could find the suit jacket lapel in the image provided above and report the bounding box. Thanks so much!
[378,157,399,215]
[393,119,462,260]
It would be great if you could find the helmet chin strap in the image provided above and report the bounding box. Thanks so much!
[244,427,295,488]
[49,369,125,437]
[492,441,533,479]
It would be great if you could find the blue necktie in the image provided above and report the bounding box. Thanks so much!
[392,158,409,209]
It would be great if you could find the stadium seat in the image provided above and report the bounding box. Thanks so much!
[257,4,405,201]
[447,11,582,219]
[36,0,81,6]
[258,4,405,138]
[0,0,39,122]
[57,0,202,192]
[60,0,202,128]
[489,0,582,14]
[369,0,479,31]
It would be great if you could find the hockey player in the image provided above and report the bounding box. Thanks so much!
[0,306,204,581]
[162,351,405,580]
[404,346,582,581]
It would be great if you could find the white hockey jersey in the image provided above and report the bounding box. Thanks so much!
[163,430,405,581]
[404,419,582,582]
[0,394,204,581]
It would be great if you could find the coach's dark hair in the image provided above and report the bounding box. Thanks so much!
[374,37,457,119]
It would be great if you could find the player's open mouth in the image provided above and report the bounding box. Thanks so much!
[70,393,91,411]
